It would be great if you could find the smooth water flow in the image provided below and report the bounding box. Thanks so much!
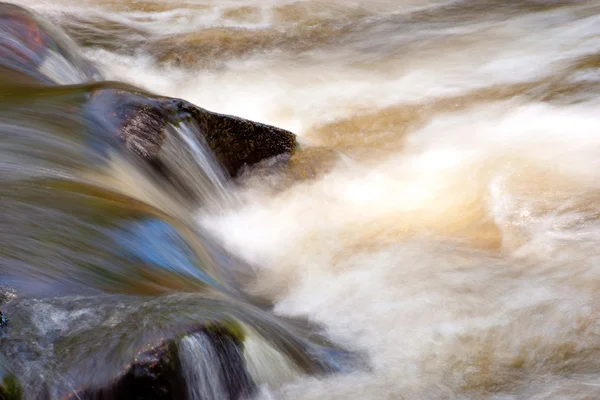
[4,0,600,399]
[180,332,229,400]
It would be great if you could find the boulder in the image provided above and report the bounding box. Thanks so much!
[86,88,297,179]
[173,98,296,178]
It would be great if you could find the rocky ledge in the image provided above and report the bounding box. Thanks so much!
[64,323,254,400]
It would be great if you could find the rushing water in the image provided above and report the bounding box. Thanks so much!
[3,0,600,399]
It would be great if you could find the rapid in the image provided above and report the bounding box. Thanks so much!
[3,0,600,399]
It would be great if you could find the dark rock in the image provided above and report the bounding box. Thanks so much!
[116,103,168,161]
[65,324,255,400]
[85,88,168,163]
[175,99,296,178]
[88,90,297,178]
[72,340,186,400]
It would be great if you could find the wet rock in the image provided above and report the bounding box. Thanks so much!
[183,323,255,400]
[0,374,22,400]
[85,88,169,163]
[174,99,296,178]
[66,324,255,400]
[71,340,186,400]
[116,104,167,160]
[86,88,297,178]
[0,311,8,340]
[0,356,23,400]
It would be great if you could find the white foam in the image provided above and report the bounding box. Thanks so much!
[199,102,600,398]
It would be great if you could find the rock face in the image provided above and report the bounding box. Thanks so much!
[66,324,255,400]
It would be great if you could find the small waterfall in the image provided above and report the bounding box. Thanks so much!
[0,3,350,399]
[37,49,93,85]
[179,331,253,400]
[157,121,235,208]
[179,332,228,400]
[12,0,600,398]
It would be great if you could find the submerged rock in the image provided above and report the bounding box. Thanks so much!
[71,339,186,400]
[178,323,255,400]
[1,295,354,399]
[66,323,254,400]
[116,103,168,161]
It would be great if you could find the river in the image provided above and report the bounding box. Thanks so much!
[3,0,600,399]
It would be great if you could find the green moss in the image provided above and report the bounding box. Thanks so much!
[0,374,23,400]
[205,319,246,346]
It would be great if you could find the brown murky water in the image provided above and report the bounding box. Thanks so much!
[6,0,600,398]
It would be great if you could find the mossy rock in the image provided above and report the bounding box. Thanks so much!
[0,374,23,400]
[204,319,246,346]
[66,323,254,400]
